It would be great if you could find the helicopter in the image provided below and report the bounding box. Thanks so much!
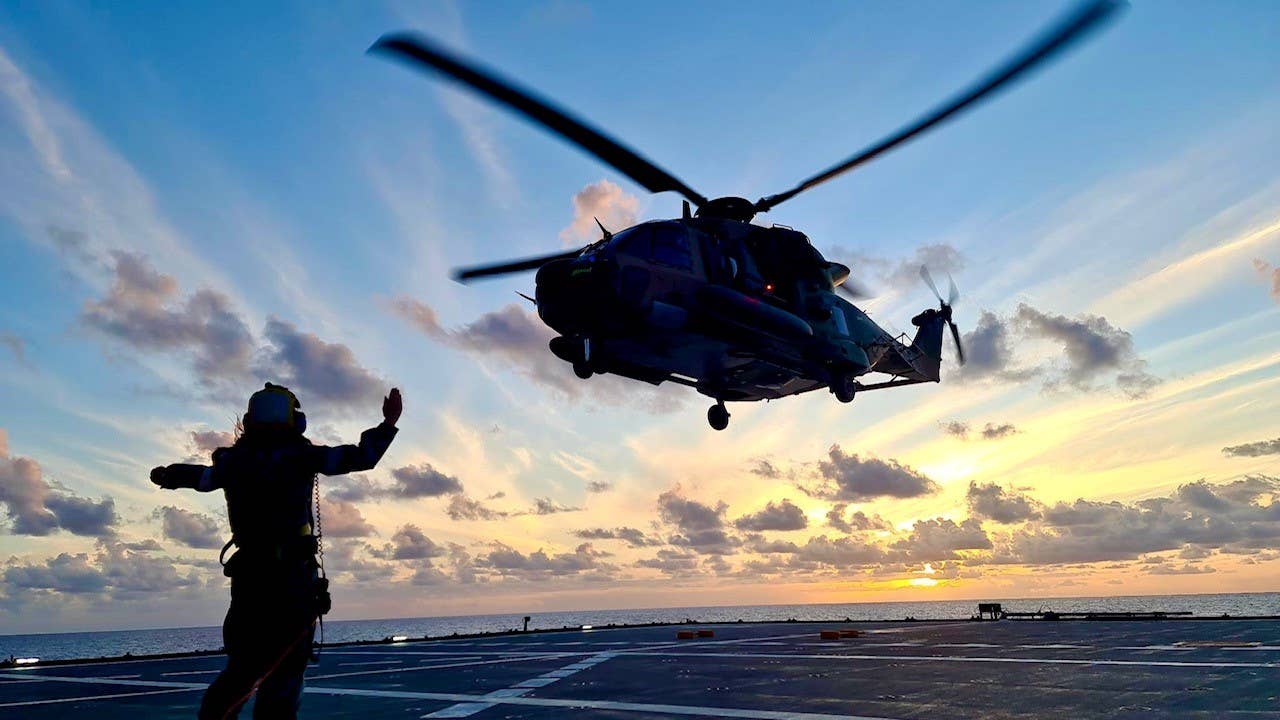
[371,0,1121,430]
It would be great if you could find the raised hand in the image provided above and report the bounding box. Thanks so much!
[150,466,172,489]
[382,388,403,427]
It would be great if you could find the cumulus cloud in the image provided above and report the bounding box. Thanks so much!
[155,506,222,549]
[1223,437,1280,457]
[190,429,234,455]
[967,482,1042,523]
[445,494,509,521]
[891,518,992,560]
[586,480,613,493]
[390,298,684,412]
[825,504,891,533]
[1001,476,1280,565]
[806,445,937,501]
[386,524,443,560]
[389,464,464,498]
[657,488,739,555]
[322,474,381,503]
[318,496,375,538]
[560,180,640,244]
[956,303,1158,397]
[532,497,581,515]
[940,421,1019,440]
[733,499,808,532]
[82,252,256,385]
[3,541,200,600]
[81,253,384,408]
[477,542,612,580]
[259,318,384,407]
[0,436,117,537]
[635,548,701,576]
[1013,304,1159,398]
[573,527,660,548]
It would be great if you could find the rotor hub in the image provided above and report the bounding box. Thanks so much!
[695,197,757,223]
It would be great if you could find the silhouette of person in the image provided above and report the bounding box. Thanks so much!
[151,383,402,719]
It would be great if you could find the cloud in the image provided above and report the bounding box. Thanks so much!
[323,474,381,502]
[80,253,384,408]
[586,480,613,493]
[572,527,660,548]
[190,429,234,456]
[1145,562,1217,576]
[0,437,117,537]
[806,445,937,502]
[940,421,1019,440]
[733,499,808,532]
[957,303,1158,397]
[1001,476,1280,565]
[891,518,992,561]
[1013,304,1159,398]
[155,506,222,549]
[825,504,891,533]
[1223,437,1280,457]
[657,488,739,554]
[390,298,684,412]
[389,464,464,498]
[1253,258,1280,302]
[967,482,1042,523]
[4,553,107,594]
[532,497,581,515]
[318,496,376,538]
[477,542,612,580]
[749,458,781,479]
[3,541,200,599]
[560,180,640,245]
[833,243,964,295]
[635,548,701,576]
[445,494,509,521]
[83,252,255,386]
[387,524,444,560]
[259,318,385,408]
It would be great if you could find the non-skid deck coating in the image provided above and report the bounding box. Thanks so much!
[3,620,1279,719]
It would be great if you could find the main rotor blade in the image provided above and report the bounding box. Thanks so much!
[755,0,1123,212]
[452,248,583,283]
[947,273,960,306]
[371,33,709,207]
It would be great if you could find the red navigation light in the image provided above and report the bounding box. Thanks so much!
[764,283,775,294]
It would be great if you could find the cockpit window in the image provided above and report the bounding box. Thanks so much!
[650,223,693,270]
[612,226,650,258]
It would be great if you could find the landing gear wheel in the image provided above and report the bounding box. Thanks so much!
[707,402,730,431]
[573,362,593,380]
[832,374,857,404]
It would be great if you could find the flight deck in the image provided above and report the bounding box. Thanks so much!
[2,618,1278,719]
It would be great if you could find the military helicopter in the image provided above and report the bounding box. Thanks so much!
[372,0,1121,430]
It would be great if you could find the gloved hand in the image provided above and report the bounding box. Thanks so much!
[382,387,402,427]
[150,466,176,489]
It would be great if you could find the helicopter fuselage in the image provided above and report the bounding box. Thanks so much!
[533,217,945,406]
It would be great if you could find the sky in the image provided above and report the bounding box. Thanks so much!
[1,0,1278,634]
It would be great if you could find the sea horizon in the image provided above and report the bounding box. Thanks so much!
[4,590,1276,662]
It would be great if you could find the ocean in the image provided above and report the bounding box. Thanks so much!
[2,592,1276,662]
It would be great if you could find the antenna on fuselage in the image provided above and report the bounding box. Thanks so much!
[594,217,613,241]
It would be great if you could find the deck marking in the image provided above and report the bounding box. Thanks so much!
[422,650,618,718]
[305,684,901,720]
[162,669,223,676]
[308,656,531,681]
[336,659,404,667]
[618,650,1280,669]
[0,686,199,708]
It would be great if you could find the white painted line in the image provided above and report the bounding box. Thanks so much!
[336,660,403,667]
[0,686,199,708]
[0,673,204,690]
[307,656,515,681]
[619,650,1280,669]
[1115,645,1198,651]
[161,669,222,677]
[934,643,1001,649]
[320,649,573,658]
[421,650,619,718]
[307,684,900,720]
[1018,644,1091,650]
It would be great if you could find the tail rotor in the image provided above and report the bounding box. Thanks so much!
[920,266,965,366]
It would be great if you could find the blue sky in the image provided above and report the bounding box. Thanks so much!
[1,1,1279,633]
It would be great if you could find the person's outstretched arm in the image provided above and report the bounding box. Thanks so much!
[150,456,227,492]
[310,388,402,476]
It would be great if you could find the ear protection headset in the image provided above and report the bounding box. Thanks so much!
[245,382,307,434]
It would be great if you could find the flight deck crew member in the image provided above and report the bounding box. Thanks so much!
[150,383,403,719]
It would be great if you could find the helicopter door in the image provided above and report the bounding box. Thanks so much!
[643,223,702,302]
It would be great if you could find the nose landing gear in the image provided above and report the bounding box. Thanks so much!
[831,373,858,404]
[707,401,730,431]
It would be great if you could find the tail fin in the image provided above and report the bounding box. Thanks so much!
[909,308,946,381]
